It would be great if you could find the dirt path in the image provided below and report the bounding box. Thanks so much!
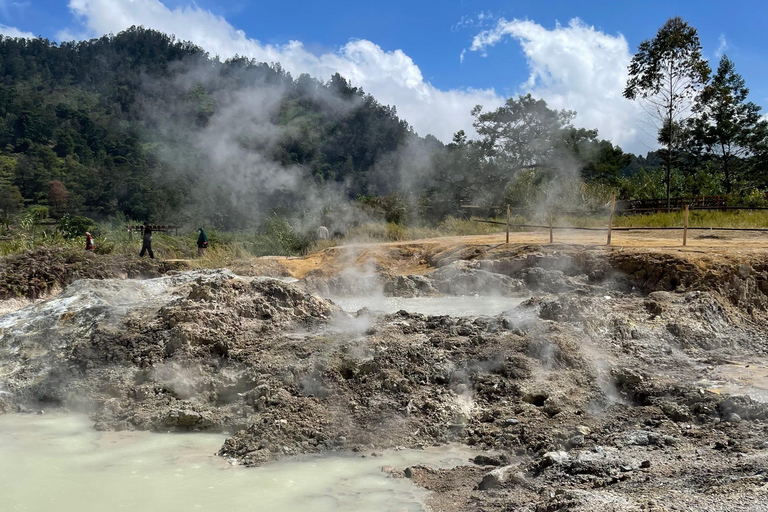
[260,229,768,279]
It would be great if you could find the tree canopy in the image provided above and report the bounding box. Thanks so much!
[691,55,768,193]
[0,22,765,231]
[624,16,711,207]
[0,27,422,228]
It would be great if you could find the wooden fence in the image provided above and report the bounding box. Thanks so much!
[470,197,768,246]
[617,195,729,213]
[126,225,181,237]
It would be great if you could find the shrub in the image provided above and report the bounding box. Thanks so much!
[742,189,768,208]
[57,214,96,239]
[28,205,50,221]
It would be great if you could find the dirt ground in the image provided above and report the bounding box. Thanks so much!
[262,228,768,280]
[2,232,768,511]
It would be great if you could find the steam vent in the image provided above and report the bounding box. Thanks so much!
[2,13,768,511]
[2,238,768,511]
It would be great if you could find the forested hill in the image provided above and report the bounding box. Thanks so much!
[0,27,432,227]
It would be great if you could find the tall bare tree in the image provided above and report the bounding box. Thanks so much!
[624,17,710,207]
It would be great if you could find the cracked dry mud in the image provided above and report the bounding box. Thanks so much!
[1,245,767,511]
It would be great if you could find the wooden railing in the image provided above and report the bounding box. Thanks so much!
[467,197,768,247]
[126,225,180,236]
[617,195,730,213]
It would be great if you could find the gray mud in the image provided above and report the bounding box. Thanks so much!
[1,248,768,511]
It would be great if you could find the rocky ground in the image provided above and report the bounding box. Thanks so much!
[0,246,186,300]
[1,244,767,510]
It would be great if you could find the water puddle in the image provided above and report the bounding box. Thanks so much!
[0,414,474,512]
[698,360,768,403]
[329,296,526,317]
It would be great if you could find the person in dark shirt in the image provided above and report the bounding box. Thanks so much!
[197,228,208,257]
[140,222,154,259]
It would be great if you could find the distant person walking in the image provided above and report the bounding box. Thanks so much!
[85,232,94,251]
[197,228,208,257]
[140,222,154,259]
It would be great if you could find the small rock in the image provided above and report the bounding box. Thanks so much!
[624,430,677,447]
[726,413,742,423]
[644,300,663,318]
[566,435,585,449]
[478,465,516,490]
[666,323,683,336]
[473,454,509,467]
[737,264,752,278]
[574,425,591,436]
[404,465,435,480]
[479,470,504,490]
[504,418,520,427]
[542,451,571,466]
[509,471,527,485]
[640,460,651,469]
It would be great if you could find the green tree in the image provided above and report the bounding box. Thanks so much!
[691,55,768,193]
[57,214,95,239]
[581,140,632,186]
[471,94,588,206]
[422,130,484,220]
[0,185,23,219]
[624,16,711,208]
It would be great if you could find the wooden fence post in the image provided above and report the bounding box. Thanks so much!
[549,210,554,244]
[607,194,616,246]
[683,204,689,246]
[506,204,510,244]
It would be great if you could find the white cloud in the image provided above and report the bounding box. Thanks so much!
[469,18,651,153]
[61,0,501,142]
[716,34,728,57]
[452,11,495,32]
[0,24,34,38]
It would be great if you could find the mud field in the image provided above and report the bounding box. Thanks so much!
[1,234,768,511]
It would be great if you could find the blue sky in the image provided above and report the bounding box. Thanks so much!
[1,0,767,153]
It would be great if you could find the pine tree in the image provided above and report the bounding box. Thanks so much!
[692,55,768,193]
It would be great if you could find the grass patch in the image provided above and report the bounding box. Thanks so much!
[615,210,768,229]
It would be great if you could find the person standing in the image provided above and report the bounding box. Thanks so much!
[85,232,94,251]
[140,222,154,259]
[197,227,208,257]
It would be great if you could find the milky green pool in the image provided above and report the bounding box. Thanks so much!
[0,414,472,512]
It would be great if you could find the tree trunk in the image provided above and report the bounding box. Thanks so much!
[666,160,671,210]
[722,144,731,195]
[667,74,674,210]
